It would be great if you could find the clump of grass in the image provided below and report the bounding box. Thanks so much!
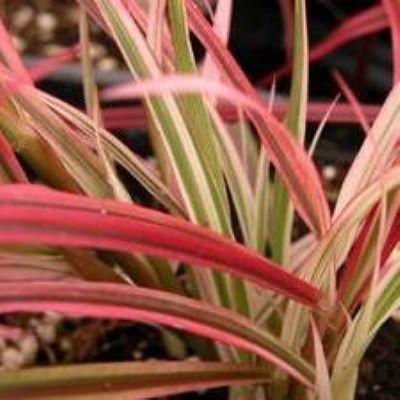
[0,1,398,399]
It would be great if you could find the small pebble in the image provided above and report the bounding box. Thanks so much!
[1,348,25,371]
[132,350,142,360]
[34,323,57,345]
[18,335,38,363]
[137,340,147,350]
[97,57,118,71]
[43,312,63,325]
[372,384,381,391]
[43,44,63,56]
[36,12,57,32]
[322,165,337,181]
[59,338,72,353]
[12,6,34,29]
[90,43,107,60]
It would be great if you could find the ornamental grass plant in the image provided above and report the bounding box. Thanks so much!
[0,1,398,399]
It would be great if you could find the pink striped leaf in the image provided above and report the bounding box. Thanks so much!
[332,70,370,134]
[0,281,315,386]
[0,361,271,399]
[260,5,388,85]
[157,0,331,236]
[102,74,330,236]
[335,82,400,216]
[0,184,321,307]
[101,101,381,131]
[28,45,80,82]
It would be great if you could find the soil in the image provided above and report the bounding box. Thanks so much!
[357,320,400,400]
[2,0,123,70]
[0,1,398,399]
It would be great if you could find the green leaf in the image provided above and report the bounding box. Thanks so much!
[168,0,249,318]
[0,361,270,399]
[270,0,309,264]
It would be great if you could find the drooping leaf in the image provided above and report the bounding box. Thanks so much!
[40,91,185,216]
[260,5,388,85]
[28,45,80,82]
[101,101,381,131]
[0,361,270,399]
[0,184,321,307]
[0,281,315,386]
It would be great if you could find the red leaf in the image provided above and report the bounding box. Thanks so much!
[382,0,400,84]
[0,184,322,308]
[101,101,380,130]
[382,211,400,266]
[260,5,388,85]
[29,45,80,82]
[0,281,314,386]
[0,132,28,183]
